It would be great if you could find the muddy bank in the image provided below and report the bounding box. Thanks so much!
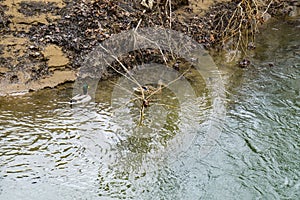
[0,0,74,95]
[0,0,298,96]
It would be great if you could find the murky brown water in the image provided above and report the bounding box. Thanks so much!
[0,17,299,199]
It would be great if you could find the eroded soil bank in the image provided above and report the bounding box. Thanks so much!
[0,0,298,95]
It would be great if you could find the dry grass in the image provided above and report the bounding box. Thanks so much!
[212,0,274,60]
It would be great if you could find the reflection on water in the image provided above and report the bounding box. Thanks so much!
[0,18,299,199]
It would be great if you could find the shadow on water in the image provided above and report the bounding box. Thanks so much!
[0,17,299,199]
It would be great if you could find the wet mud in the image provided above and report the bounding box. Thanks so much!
[0,0,298,95]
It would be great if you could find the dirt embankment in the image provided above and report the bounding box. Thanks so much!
[0,0,298,96]
[0,0,75,95]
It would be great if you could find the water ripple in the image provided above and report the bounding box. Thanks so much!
[1,19,300,199]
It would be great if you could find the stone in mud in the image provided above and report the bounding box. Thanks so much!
[239,58,251,68]
[262,12,272,23]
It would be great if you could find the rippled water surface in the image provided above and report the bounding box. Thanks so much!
[0,18,299,199]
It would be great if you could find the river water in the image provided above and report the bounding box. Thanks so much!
[0,18,299,199]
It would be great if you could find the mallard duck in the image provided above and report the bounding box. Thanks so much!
[70,83,91,105]
[133,80,164,96]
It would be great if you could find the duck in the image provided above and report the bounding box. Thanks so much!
[133,80,164,96]
[69,83,91,105]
